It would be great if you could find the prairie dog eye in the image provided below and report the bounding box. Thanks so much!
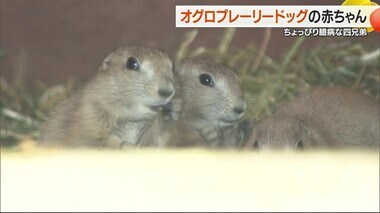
[296,140,304,150]
[126,57,139,71]
[199,73,214,87]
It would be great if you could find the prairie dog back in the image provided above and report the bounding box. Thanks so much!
[39,46,175,148]
[247,87,380,150]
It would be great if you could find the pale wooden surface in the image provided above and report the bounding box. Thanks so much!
[1,145,379,212]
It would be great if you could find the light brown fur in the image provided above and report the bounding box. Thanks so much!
[38,46,175,148]
[247,87,380,150]
[169,58,247,148]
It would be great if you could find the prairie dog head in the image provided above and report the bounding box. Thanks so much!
[95,46,175,120]
[247,115,310,150]
[176,58,246,128]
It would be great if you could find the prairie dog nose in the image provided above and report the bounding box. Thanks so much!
[158,77,175,98]
[233,106,245,115]
[158,88,174,98]
[233,100,247,115]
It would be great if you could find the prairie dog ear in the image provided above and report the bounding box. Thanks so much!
[173,62,183,76]
[98,52,115,72]
[299,122,316,149]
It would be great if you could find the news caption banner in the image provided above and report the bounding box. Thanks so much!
[176,6,380,36]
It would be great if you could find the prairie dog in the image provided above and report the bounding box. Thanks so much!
[170,58,247,148]
[246,87,380,150]
[39,46,175,148]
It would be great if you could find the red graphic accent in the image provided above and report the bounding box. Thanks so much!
[370,8,380,32]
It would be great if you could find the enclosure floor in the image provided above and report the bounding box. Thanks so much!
[1,147,379,212]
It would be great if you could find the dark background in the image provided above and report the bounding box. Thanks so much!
[1,0,379,86]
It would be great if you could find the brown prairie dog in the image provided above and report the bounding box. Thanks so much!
[38,46,175,148]
[169,58,247,148]
[247,87,380,150]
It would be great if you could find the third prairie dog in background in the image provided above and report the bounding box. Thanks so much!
[169,58,247,148]
[39,46,175,148]
[246,87,380,150]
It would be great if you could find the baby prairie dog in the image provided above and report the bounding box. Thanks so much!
[39,46,175,148]
[170,58,247,148]
[246,87,380,150]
